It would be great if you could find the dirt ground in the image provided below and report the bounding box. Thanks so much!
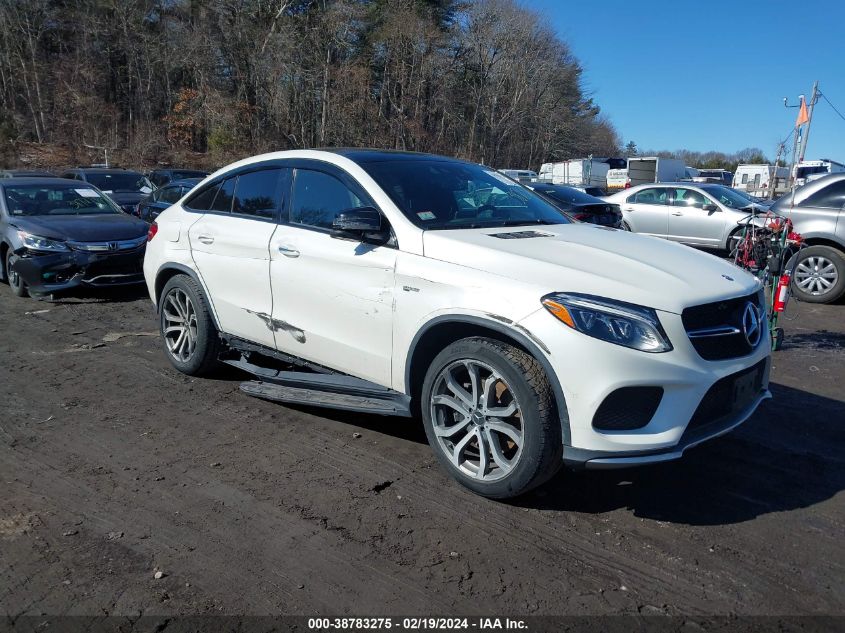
[1,285,843,619]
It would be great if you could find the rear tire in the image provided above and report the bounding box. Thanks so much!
[5,250,28,298]
[420,337,562,499]
[159,274,221,375]
[791,245,845,304]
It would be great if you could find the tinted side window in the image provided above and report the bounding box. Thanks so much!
[631,188,669,205]
[291,169,364,229]
[804,181,845,209]
[185,182,221,211]
[233,169,281,219]
[210,177,236,213]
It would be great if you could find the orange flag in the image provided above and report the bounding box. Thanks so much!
[795,96,809,127]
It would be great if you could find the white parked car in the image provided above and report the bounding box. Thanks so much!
[143,150,771,499]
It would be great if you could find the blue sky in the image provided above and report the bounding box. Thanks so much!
[527,0,845,162]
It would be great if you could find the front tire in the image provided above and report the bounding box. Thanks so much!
[5,250,28,298]
[159,275,221,375]
[421,337,562,499]
[791,245,845,304]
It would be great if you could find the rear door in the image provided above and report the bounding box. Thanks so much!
[621,187,670,237]
[268,161,396,385]
[187,167,286,349]
[667,187,726,247]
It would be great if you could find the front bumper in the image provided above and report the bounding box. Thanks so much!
[516,305,772,468]
[11,246,146,294]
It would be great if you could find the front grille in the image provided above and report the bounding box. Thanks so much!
[686,359,767,435]
[592,387,663,430]
[682,290,765,360]
[68,237,147,252]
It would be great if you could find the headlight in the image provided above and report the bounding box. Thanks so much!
[18,231,69,253]
[541,292,672,353]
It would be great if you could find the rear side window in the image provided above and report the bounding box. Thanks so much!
[233,169,282,219]
[185,182,221,211]
[210,177,235,213]
[291,169,365,229]
[804,181,845,209]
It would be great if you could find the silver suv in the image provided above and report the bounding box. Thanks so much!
[771,173,845,303]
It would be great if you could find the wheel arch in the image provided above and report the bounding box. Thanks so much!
[0,240,8,281]
[154,263,221,330]
[799,235,845,253]
[405,315,571,446]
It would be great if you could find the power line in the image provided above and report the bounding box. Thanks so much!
[819,92,845,125]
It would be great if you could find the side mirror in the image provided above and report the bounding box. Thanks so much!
[331,207,388,242]
[702,203,718,212]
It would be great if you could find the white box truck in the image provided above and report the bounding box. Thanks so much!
[606,157,687,191]
[733,164,789,196]
[538,158,624,189]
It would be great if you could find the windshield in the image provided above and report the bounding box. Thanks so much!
[698,185,753,209]
[84,172,153,193]
[3,184,122,216]
[533,185,599,205]
[362,159,570,230]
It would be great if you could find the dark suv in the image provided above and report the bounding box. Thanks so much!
[772,173,845,303]
[60,168,154,215]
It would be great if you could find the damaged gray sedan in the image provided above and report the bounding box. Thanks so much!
[0,178,150,299]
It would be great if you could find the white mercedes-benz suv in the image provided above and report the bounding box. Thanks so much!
[143,149,772,499]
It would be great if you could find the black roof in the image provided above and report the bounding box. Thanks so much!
[326,148,464,164]
[0,177,91,186]
[63,167,140,174]
[1,169,55,177]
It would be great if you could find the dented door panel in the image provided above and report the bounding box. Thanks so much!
[268,226,396,386]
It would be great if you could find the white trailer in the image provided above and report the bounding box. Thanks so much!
[733,164,789,196]
[606,157,687,191]
[793,159,845,186]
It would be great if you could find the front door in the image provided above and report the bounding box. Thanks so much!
[667,187,725,247]
[187,168,286,349]
[269,163,396,386]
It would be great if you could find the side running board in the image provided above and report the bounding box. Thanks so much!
[224,357,412,417]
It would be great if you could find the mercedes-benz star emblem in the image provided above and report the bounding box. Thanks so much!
[741,302,762,348]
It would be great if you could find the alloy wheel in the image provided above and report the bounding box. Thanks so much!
[162,288,198,362]
[795,256,838,296]
[429,359,524,482]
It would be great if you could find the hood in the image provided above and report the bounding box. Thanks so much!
[422,224,760,314]
[12,213,149,242]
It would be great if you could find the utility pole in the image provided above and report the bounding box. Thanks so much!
[797,80,819,163]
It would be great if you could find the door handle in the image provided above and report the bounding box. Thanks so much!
[278,244,300,258]
[671,212,683,216]
[624,207,634,212]
[196,234,215,244]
